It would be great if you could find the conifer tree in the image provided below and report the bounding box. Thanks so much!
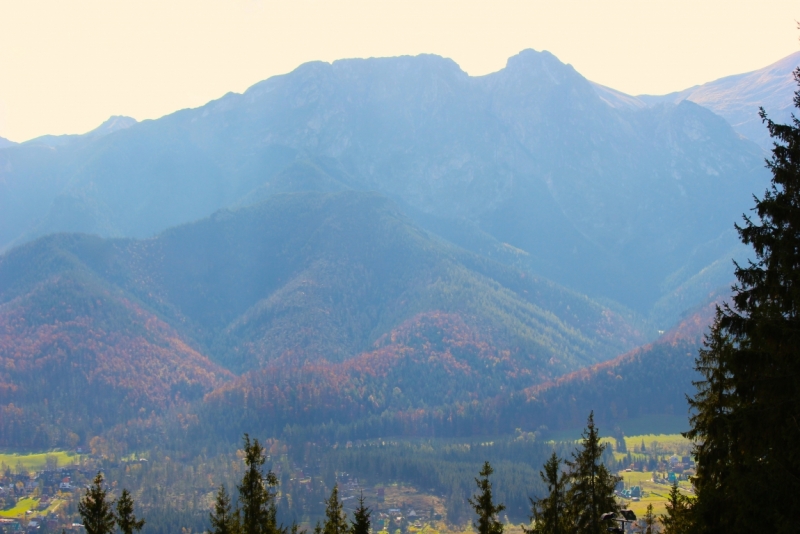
[564,412,620,534]
[525,453,567,534]
[350,491,371,534]
[116,489,145,534]
[684,323,733,534]
[237,434,280,534]
[660,482,690,534]
[211,485,237,534]
[685,68,800,534]
[468,461,505,534]
[79,472,116,534]
[322,485,348,534]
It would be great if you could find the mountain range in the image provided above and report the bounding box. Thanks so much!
[0,49,775,320]
[1,48,797,448]
[0,192,710,447]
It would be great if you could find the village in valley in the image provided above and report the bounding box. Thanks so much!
[0,451,89,533]
[608,434,696,518]
[0,430,698,534]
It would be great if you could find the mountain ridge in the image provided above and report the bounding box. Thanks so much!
[637,51,800,151]
[0,49,767,321]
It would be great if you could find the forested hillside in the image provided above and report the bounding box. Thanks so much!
[0,268,230,448]
[198,295,718,445]
[0,190,650,449]
[497,296,720,433]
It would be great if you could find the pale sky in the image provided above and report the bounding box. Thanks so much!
[1,0,799,142]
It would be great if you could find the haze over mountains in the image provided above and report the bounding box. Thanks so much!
[0,48,796,447]
[0,49,775,317]
[638,51,800,152]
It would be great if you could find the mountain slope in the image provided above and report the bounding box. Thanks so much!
[638,51,800,151]
[0,190,651,446]
[203,311,533,432]
[0,50,768,320]
[204,308,627,433]
[199,292,718,442]
[0,262,231,448]
[496,295,721,433]
[36,191,646,371]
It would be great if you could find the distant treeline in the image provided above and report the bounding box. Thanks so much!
[70,430,616,533]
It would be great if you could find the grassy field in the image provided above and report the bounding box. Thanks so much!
[604,433,693,461]
[0,496,68,519]
[616,471,693,518]
[622,434,692,456]
[0,497,38,518]
[0,451,79,471]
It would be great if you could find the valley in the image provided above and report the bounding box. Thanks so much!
[1,42,797,534]
[0,429,695,532]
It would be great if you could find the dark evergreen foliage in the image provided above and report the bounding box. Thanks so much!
[210,485,237,534]
[349,491,370,534]
[468,462,505,534]
[78,472,116,534]
[686,68,800,534]
[237,434,281,534]
[660,482,691,534]
[322,485,348,534]
[322,437,564,523]
[116,489,146,534]
[563,413,620,534]
[525,453,567,534]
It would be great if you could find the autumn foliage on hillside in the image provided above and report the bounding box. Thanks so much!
[0,192,666,448]
[205,312,522,430]
[0,275,230,448]
[494,297,722,431]
[201,299,718,442]
[201,310,649,439]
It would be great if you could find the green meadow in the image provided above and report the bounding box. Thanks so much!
[0,451,80,472]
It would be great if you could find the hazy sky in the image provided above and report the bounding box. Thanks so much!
[1,0,799,142]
